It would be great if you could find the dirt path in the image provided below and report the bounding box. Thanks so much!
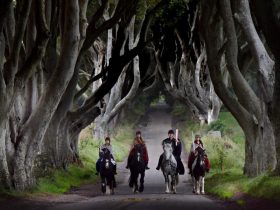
[0,103,226,210]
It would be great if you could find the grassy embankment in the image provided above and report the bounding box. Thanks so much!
[0,94,149,197]
[35,124,133,194]
[0,125,133,197]
[172,102,280,202]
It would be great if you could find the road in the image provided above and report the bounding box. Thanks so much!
[46,103,226,210]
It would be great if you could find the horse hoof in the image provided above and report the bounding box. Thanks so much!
[139,186,144,192]
[201,191,205,195]
[196,192,200,195]
[192,189,195,194]
[165,191,170,194]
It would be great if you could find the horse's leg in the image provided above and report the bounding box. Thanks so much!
[196,177,201,194]
[192,176,196,193]
[101,176,106,194]
[165,174,170,193]
[139,171,145,192]
[201,176,205,194]
[134,172,139,193]
[175,174,179,186]
[171,175,176,194]
[129,170,134,188]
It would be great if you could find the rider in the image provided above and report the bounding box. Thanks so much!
[96,136,117,175]
[156,129,184,174]
[126,131,150,170]
[188,134,210,174]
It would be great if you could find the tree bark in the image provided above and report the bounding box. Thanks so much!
[13,0,80,190]
[200,0,276,176]
[251,0,280,175]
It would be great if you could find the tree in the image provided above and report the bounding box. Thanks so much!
[200,0,276,176]
[152,0,222,124]
[0,0,145,190]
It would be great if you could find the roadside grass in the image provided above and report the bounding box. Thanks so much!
[34,124,133,195]
[172,102,280,201]
[206,169,280,201]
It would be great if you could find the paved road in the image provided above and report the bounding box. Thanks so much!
[47,104,226,210]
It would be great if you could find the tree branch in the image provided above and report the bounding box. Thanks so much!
[0,0,12,33]
[234,0,274,103]
[81,0,133,52]
[74,66,108,100]
[14,0,50,90]
[4,0,32,86]
[219,0,262,120]
[200,0,252,131]
[71,0,166,117]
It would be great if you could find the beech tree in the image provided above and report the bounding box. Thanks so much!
[151,1,222,124]
[0,0,153,190]
[200,0,278,176]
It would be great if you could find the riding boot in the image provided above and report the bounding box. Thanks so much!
[96,158,101,175]
[145,163,150,170]
[113,164,117,175]
[113,176,117,188]
[156,154,163,170]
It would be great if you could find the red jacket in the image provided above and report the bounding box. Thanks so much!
[188,151,211,171]
[129,144,149,164]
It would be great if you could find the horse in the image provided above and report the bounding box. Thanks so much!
[161,143,178,194]
[191,146,207,194]
[128,144,146,193]
[99,148,116,195]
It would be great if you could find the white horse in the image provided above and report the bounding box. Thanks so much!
[161,143,178,194]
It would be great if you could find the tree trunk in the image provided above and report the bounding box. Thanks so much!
[200,0,275,176]
[12,0,80,190]
[0,121,12,188]
[250,0,280,175]
[208,81,222,123]
[272,60,280,174]
[244,120,276,176]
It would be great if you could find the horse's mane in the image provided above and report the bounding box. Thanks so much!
[195,146,205,154]
[102,148,111,159]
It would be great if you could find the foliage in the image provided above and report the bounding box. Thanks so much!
[175,108,245,172]
[171,101,188,117]
[208,120,226,135]
[0,124,133,196]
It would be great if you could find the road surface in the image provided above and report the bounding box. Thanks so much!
[46,103,226,210]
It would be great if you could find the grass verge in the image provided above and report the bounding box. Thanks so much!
[172,102,280,202]
[0,124,133,197]
[35,124,133,195]
[206,169,280,201]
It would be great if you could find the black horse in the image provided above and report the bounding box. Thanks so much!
[191,146,207,194]
[99,148,116,194]
[128,144,146,193]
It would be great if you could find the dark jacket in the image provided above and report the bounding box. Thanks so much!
[162,138,182,158]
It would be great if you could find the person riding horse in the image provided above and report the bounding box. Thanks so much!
[156,129,185,175]
[126,131,149,170]
[126,131,149,193]
[99,147,116,194]
[188,134,210,174]
[96,137,117,175]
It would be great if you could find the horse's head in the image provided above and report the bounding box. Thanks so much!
[134,144,143,162]
[163,143,173,159]
[102,148,111,160]
[195,146,206,167]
